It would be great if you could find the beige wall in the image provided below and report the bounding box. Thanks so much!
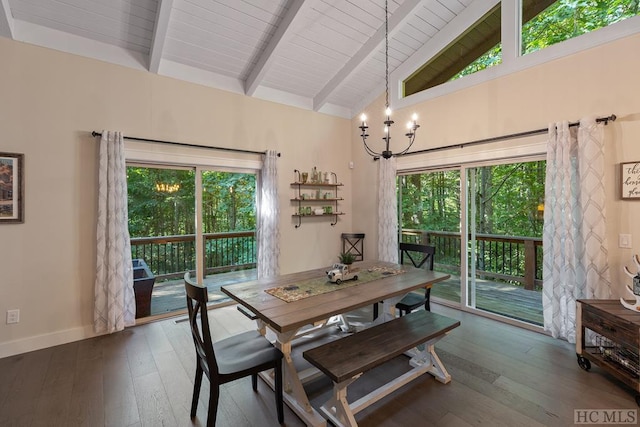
[0,38,352,357]
[2,30,640,358]
[351,32,640,300]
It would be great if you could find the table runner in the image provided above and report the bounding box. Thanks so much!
[264,265,405,302]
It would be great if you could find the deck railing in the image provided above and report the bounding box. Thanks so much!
[402,229,543,291]
[130,229,541,290]
[130,231,256,281]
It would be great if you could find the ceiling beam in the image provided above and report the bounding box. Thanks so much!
[244,0,307,96]
[312,0,424,112]
[149,0,174,73]
[0,0,14,39]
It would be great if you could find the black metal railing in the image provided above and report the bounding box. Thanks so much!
[130,229,541,290]
[402,229,543,290]
[130,231,256,281]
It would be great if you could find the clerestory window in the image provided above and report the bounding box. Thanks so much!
[403,0,639,98]
[522,0,640,55]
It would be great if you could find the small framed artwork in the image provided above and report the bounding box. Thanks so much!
[621,161,640,199]
[0,152,24,223]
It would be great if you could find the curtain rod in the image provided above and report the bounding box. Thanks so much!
[91,131,281,157]
[397,114,617,158]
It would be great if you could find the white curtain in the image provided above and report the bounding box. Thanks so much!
[257,150,280,279]
[542,117,611,343]
[378,157,398,264]
[94,131,136,333]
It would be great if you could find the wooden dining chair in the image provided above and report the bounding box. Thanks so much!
[183,272,284,426]
[341,233,365,261]
[373,242,436,319]
[396,242,436,316]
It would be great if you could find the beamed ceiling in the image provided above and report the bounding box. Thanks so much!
[1,0,514,118]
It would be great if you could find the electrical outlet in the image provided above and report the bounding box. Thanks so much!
[6,309,20,324]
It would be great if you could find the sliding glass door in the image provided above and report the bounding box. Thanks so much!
[399,157,545,326]
[127,165,258,317]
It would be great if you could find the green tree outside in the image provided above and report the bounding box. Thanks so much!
[452,0,639,81]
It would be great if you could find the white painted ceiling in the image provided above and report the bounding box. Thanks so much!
[0,0,480,118]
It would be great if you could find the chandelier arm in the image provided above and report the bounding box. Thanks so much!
[395,134,418,156]
[362,138,382,157]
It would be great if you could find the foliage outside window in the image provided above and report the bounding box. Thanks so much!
[450,44,502,82]
[127,167,195,238]
[127,166,257,278]
[454,0,640,81]
[399,170,461,272]
[127,167,256,238]
[400,171,461,233]
[399,162,545,287]
[405,0,638,96]
[469,162,545,238]
[523,0,640,55]
[201,171,256,233]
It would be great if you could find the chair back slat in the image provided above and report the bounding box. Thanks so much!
[342,233,365,261]
[399,242,435,270]
[184,272,219,377]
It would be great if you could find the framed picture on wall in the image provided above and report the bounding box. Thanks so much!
[0,152,24,223]
[621,161,640,200]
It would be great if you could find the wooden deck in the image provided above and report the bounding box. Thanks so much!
[432,276,543,326]
[145,269,543,326]
[148,269,257,316]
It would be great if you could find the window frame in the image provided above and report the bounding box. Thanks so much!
[391,0,640,111]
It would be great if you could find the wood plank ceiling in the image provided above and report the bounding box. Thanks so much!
[2,0,484,118]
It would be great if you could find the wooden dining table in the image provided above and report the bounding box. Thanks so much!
[221,260,450,427]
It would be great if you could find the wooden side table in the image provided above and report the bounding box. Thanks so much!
[576,299,640,405]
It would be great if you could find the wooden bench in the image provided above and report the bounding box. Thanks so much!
[303,310,460,427]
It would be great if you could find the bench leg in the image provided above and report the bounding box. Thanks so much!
[257,328,328,426]
[289,316,344,339]
[334,314,355,333]
[320,376,360,427]
[372,296,403,325]
[406,338,451,384]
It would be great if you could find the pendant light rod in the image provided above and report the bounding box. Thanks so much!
[358,0,419,160]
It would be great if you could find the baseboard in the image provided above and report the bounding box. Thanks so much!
[0,325,98,359]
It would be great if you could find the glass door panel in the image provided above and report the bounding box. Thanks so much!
[465,161,545,325]
[399,170,462,304]
[127,166,259,317]
[199,170,258,304]
[127,166,196,317]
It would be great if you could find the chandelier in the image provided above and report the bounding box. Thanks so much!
[155,182,180,193]
[359,0,419,160]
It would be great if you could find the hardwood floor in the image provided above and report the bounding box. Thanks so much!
[0,304,636,426]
